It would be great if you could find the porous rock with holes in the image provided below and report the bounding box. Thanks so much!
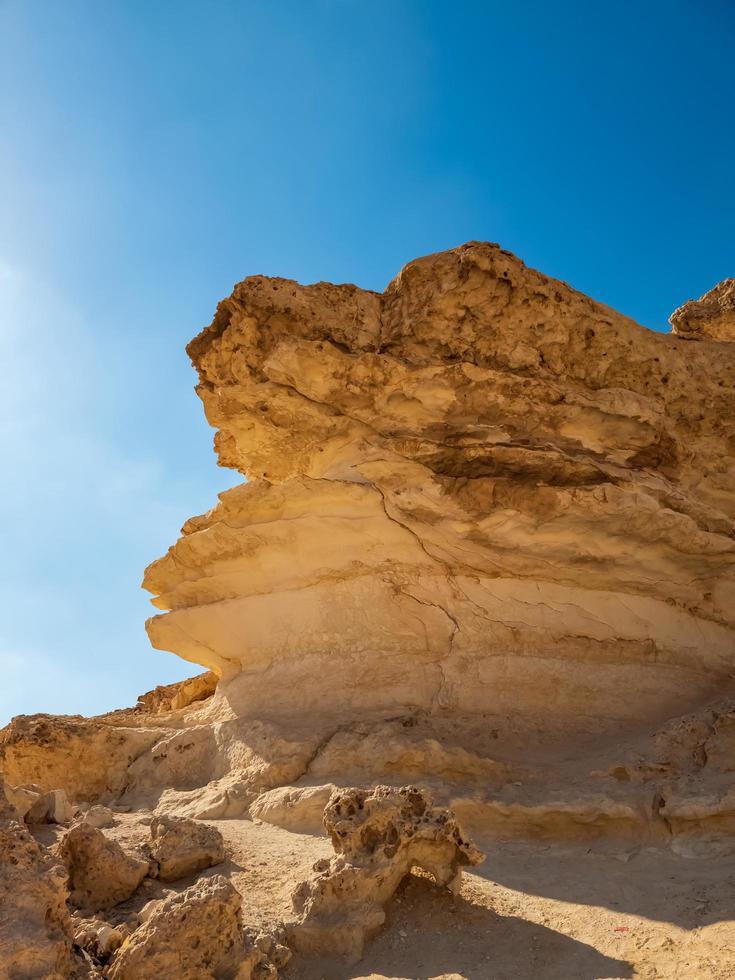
[287,785,485,961]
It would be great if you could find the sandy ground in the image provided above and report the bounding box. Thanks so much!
[37,816,735,980]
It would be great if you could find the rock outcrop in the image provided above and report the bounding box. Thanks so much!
[131,242,735,832]
[144,243,735,743]
[670,278,735,341]
[0,243,734,977]
[287,785,484,961]
[2,243,734,856]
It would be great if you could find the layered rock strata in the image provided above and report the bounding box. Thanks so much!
[144,243,735,743]
[3,246,734,848]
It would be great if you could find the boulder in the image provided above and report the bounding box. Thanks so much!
[145,814,225,881]
[2,781,42,821]
[80,804,115,828]
[72,916,125,961]
[58,822,148,911]
[107,875,289,980]
[23,787,74,825]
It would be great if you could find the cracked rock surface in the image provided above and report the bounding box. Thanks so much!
[670,277,735,341]
[144,242,734,738]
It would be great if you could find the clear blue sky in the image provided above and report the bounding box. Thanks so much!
[1,0,733,721]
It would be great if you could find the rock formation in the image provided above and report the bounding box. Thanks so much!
[1,244,734,977]
[670,277,735,341]
[144,243,735,740]
[106,875,289,980]
[59,822,149,912]
[4,245,735,843]
[0,779,74,978]
[145,813,225,881]
[287,785,485,961]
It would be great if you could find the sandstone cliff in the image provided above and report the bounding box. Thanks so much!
[144,242,735,740]
[2,245,735,979]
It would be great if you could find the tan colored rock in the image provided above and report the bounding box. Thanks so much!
[144,242,735,746]
[287,785,484,961]
[107,875,289,980]
[58,822,148,912]
[3,244,735,851]
[670,278,735,341]
[249,784,337,835]
[136,670,218,713]
[24,787,74,825]
[0,712,162,802]
[72,917,124,961]
[2,781,42,821]
[80,804,115,828]
[0,779,74,978]
[145,813,225,881]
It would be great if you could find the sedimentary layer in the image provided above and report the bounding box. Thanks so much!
[143,242,735,739]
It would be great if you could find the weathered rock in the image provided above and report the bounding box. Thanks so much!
[0,779,74,978]
[0,712,162,802]
[107,875,289,980]
[26,787,75,825]
[3,244,735,847]
[287,785,484,961]
[58,823,148,911]
[2,781,42,821]
[249,784,337,835]
[145,813,225,881]
[72,916,125,961]
[670,278,735,341]
[79,804,115,829]
[144,242,735,746]
[136,670,218,713]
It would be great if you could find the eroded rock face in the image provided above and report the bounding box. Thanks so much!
[145,814,225,881]
[144,243,735,742]
[3,244,734,849]
[670,278,735,341]
[107,875,289,980]
[58,822,148,912]
[287,785,484,961]
[0,780,74,979]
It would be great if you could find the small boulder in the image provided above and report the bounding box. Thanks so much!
[145,814,225,881]
[26,787,75,825]
[58,823,148,911]
[2,781,42,821]
[80,804,116,829]
[107,875,288,980]
[73,917,125,960]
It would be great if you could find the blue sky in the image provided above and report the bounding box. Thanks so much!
[1,0,733,720]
